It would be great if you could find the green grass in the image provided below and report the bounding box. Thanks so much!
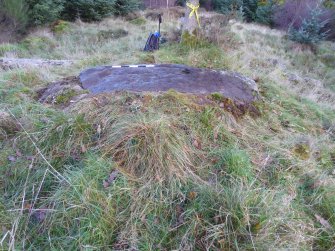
[212,148,254,181]
[156,42,228,69]
[0,11,335,250]
[0,43,25,57]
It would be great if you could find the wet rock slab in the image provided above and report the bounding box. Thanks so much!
[79,64,259,103]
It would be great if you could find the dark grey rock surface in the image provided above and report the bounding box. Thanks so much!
[79,64,259,103]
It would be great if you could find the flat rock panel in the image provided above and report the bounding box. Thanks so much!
[79,64,259,103]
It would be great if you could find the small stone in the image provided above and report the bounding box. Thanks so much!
[7,156,16,162]
[193,139,201,149]
[287,73,302,84]
[272,59,279,66]
[32,209,47,223]
[103,180,110,188]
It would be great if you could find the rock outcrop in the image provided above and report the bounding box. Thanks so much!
[79,64,259,105]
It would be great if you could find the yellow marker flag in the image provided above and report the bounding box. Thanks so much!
[186,2,201,28]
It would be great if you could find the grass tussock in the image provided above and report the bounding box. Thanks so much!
[39,155,118,250]
[102,113,198,184]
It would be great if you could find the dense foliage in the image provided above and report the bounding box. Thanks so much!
[210,0,333,43]
[0,0,140,27]
[175,0,211,7]
[212,0,277,25]
[288,8,329,45]
[254,0,276,25]
[0,0,28,29]
[274,0,335,42]
[61,0,116,21]
[323,0,335,8]
[113,0,140,16]
[27,0,65,25]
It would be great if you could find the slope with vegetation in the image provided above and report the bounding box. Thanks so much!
[0,4,335,251]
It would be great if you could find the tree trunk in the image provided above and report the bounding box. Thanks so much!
[183,0,200,35]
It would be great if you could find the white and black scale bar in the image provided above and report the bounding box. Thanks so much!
[110,64,156,68]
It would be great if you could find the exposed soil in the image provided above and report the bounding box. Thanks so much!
[79,64,259,104]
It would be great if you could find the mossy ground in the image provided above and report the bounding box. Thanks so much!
[0,10,334,250]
